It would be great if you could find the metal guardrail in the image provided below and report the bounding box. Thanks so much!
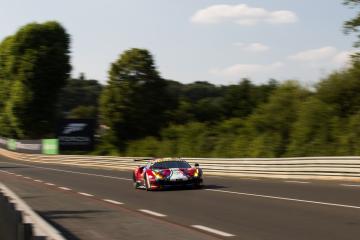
[0,183,66,240]
[0,148,360,181]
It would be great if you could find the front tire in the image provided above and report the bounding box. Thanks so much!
[144,173,152,191]
[133,173,140,189]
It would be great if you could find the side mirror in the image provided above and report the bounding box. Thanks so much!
[194,163,199,168]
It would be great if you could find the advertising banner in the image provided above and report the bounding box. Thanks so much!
[7,139,16,151]
[57,119,95,151]
[7,139,42,154]
[42,139,59,155]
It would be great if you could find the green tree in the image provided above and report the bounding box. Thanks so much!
[316,67,360,117]
[0,21,71,138]
[68,106,97,119]
[221,79,277,119]
[245,81,310,157]
[99,48,173,148]
[181,81,221,102]
[59,77,102,115]
[222,79,256,118]
[344,0,360,47]
[344,111,360,154]
[0,36,16,137]
[0,37,14,110]
[287,98,337,156]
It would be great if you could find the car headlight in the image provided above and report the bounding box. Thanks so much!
[194,169,199,177]
[153,172,164,179]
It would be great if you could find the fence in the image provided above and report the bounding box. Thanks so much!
[0,183,65,240]
[1,148,360,182]
[0,137,58,155]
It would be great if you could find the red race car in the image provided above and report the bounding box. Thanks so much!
[132,158,203,190]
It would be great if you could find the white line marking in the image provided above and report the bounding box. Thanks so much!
[0,161,132,181]
[341,184,360,187]
[139,209,166,217]
[16,174,22,177]
[58,187,71,191]
[206,189,360,209]
[34,180,43,182]
[284,181,310,184]
[103,199,124,205]
[191,225,235,237]
[78,192,94,197]
[23,177,32,179]
[45,183,55,186]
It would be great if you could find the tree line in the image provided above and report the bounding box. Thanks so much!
[97,53,360,157]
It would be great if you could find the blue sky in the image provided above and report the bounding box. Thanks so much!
[0,0,357,85]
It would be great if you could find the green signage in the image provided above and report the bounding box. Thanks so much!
[42,139,59,155]
[7,139,16,151]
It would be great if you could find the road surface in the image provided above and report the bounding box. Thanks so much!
[0,155,360,240]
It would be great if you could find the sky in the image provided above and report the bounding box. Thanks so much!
[0,0,357,86]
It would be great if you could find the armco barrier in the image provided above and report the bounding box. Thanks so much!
[0,183,65,240]
[1,148,360,182]
[0,137,58,155]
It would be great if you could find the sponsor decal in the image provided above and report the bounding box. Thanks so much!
[57,119,95,151]
[169,169,188,181]
[63,123,87,134]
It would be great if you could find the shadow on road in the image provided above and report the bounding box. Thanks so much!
[150,184,228,192]
[38,210,109,220]
[21,195,44,200]
[0,166,28,169]
[38,210,110,240]
[38,212,81,240]
[202,184,228,190]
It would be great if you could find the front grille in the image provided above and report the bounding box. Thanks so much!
[157,178,202,186]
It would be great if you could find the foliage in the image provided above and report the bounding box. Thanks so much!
[120,69,360,157]
[344,0,360,47]
[0,21,71,138]
[59,75,103,116]
[316,67,360,117]
[68,106,98,119]
[287,98,337,156]
[99,48,174,148]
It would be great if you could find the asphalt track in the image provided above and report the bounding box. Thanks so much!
[1,156,360,240]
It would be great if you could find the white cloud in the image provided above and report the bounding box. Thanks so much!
[191,4,298,25]
[332,50,354,66]
[208,47,356,85]
[289,46,337,61]
[211,62,284,77]
[234,42,270,52]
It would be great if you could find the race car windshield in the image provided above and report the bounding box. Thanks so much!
[152,161,191,169]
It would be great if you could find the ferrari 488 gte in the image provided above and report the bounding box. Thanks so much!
[133,158,203,190]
